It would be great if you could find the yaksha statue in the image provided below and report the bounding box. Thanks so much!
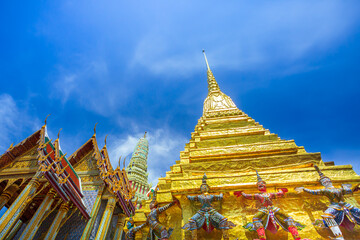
[125,217,146,240]
[295,165,360,240]
[235,170,307,240]
[146,188,179,240]
[182,173,235,240]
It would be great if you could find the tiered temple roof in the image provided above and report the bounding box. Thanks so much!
[0,122,136,239]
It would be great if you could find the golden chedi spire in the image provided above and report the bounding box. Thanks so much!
[202,50,239,117]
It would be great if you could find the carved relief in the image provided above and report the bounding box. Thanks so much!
[81,176,101,183]
[8,159,38,169]
[75,155,97,172]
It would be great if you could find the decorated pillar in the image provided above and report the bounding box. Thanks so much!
[112,213,126,240]
[5,220,22,240]
[43,202,70,240]
[80,186,104,240]
[0,172,41,240]
[94,197,116,240]
[19,189,57,240]
[0,183,20,210]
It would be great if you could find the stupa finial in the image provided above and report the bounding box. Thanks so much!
[144,131,147,138]
[202,50,220,93]
[202,50,211,71]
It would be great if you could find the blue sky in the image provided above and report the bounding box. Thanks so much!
[1,1,360,184]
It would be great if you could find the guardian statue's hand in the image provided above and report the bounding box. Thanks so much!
[294,187,304,193]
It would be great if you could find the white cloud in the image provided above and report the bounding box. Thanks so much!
[130,1,360,75]
[51,60,127,116]
[107,128,187,186]
[0,94,41,153]
[40,1,360,116]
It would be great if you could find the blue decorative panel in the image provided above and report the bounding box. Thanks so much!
[55,209,86,240]
[83,189,99,215]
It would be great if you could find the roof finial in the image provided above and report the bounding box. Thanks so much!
[123,156,127,169]
[202,50,211,71]
[94,123,98,136]
[57,128,62,139]
[104,135,108,146]
[44,114,51,126]
[118,155,122,167]
[144,131,147,138]
[6,143,14,151]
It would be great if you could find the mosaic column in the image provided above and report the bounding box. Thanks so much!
[0,183,20,210]
[0,172,41,240]
[112,213,126,240]
[80,186,104,240]
[94,197,116,240]
[43,201,70,240]
[19,189,57,240]
[5,220,22,240]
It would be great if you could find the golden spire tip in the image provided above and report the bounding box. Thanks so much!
[202,49,210,71]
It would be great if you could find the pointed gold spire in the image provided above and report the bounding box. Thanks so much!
[202,50,239,116]
[202,49,211,71]
[202,50,220,93]
[144,131,147,138]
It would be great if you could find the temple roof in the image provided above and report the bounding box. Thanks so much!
[68,134,98,168]
[0,128,42,169]
[98,142,136,216]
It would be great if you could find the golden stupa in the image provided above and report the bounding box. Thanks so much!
[131,52,360,240]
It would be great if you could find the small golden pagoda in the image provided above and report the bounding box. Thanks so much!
[132,52,360,239]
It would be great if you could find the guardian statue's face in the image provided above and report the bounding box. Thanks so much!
[200,185,209,194]
[257,181,267,192]
[320,177,333,188]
